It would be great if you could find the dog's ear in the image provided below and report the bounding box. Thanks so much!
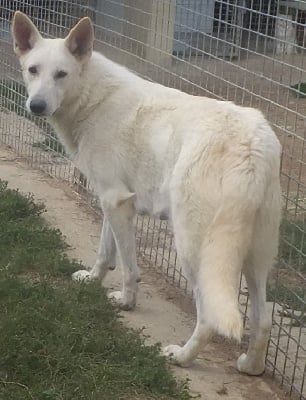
[12,11,42,56]
[65,17,94,62]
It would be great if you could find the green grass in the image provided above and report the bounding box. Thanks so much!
[0,179,191,400]
[267,219,306,315]
[279,219,306,271]
[290,82,306,98]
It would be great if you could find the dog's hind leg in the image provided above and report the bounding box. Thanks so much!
[237,189,280,375]
[237,260,272,376]
[163,203,254,366]
[163,287,213,366]
[94,217,117,273]
[72,216,116,282]
[163,236,244,366]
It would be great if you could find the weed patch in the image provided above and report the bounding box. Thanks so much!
[0,179,190,400]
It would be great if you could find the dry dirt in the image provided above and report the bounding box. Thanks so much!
[0,144,291,400]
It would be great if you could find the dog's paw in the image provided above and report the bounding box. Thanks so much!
[162,344,191,367]
[72,269,97,282]
[108,290,136,311]
[108,290,123,302]
[237,353,265,376]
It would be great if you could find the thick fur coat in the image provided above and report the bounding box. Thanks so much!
[12,12,281,374]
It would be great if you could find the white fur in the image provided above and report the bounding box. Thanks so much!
[13,12,282,374]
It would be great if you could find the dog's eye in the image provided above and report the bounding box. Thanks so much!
[28,66,38,74]
[55,70,67,79]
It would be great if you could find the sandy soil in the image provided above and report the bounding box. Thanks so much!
[0,144,290,400]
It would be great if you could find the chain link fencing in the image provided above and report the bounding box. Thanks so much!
[0,0,305,398]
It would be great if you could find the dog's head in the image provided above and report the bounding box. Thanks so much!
[12,11,94,117]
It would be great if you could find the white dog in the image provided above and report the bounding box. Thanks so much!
[12,11,281,375]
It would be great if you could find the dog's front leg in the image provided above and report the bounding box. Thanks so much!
[72,215,116,282]
[101,190,139,311]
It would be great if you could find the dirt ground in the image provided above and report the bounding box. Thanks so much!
[0,144,291,400]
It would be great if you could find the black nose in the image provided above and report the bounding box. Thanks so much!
[30,99,47,115]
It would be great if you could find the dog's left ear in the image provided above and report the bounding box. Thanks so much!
[65,17,94,62]
[12,11,42,56]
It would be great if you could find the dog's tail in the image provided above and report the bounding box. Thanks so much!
[196,203,254,341]
[196,149,280,341]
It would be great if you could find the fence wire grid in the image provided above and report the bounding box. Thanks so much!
[0,0,306,398]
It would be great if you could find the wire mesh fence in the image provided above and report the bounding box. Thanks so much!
[0,0,305,398]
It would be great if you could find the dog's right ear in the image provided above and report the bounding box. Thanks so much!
[12,11,42,57]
